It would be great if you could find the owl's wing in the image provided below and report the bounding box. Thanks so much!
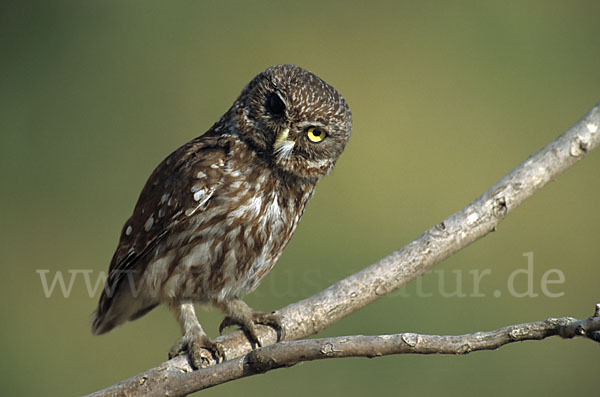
[92,132,231,334]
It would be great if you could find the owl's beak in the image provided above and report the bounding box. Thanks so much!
[273,128,295,160]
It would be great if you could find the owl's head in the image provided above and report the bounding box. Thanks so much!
[232,64,352,179]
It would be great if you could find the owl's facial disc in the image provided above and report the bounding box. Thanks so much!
[273,128,295,161]
[235,64,352,179]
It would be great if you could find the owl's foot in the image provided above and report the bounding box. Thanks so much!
[217,299,284,347]
[169,302,224,369]
[168,329,225,369]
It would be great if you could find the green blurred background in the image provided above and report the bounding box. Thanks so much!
[2,1,599,396]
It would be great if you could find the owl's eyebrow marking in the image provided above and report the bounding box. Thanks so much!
[297,120,328,129]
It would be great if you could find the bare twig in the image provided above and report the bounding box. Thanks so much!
[85,102,600,397]
[212,307,600,390]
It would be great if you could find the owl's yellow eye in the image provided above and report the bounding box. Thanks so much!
[306,127,327,143]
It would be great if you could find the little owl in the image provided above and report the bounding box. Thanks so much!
[91,64,352,368]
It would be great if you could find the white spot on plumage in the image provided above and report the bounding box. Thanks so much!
[158,208,165,218]
[247,196,262,214]
[229,179,242,190]
[196,171,207,179]
[210,164,220,169]
[256,173,268,185]
[229,196,263,219]
[193,190,204,202]
[266,193,281,218]
[160,193,169,204]
[198,193,212,207]
[125,225,132,236]
[305,158,330,170]
[587,123,598,133]
[144,215,154,231]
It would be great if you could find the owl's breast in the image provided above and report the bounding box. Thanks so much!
[216,167,315,300]
[152,147,316,303]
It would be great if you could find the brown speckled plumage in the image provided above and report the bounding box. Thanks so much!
[91,64,352,367]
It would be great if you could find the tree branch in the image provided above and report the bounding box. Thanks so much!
[242,306,600,376]
[85,102,600,396]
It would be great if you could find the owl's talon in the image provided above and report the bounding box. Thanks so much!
[219,315,261,346]
[168,331,225,369]
[254,311,285,341]
[218,307,284,346]
[218,316,237,335]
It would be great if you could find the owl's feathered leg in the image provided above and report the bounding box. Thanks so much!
[168,302,224,368]
[216,299,284,346]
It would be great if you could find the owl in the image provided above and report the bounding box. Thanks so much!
[91,64,352,368]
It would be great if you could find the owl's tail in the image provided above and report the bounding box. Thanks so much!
[90,307,115,336]
[90,276,158,335]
